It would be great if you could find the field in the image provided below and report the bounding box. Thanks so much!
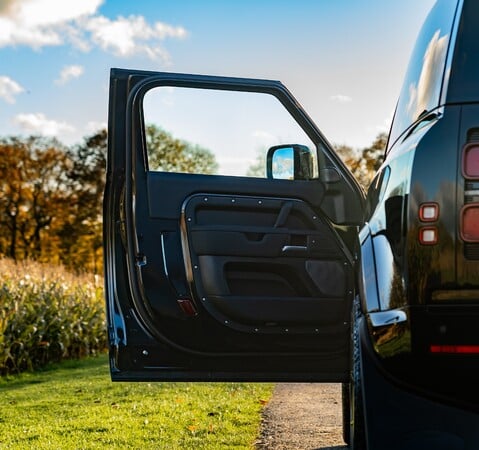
[0,355,273,449]
[0,258,106,375]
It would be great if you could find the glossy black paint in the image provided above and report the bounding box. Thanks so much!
[358,0,479,413]
[359,316,479,450]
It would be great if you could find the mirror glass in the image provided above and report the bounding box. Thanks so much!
[271,147,294,180]
[143,87,317,178]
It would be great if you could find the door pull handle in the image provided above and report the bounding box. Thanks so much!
[282,245,307,253]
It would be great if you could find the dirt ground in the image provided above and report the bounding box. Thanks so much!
[256,383,348,450]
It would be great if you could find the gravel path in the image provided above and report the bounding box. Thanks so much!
[256,383,348,450]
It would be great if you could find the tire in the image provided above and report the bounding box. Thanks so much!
[350,296,366,449]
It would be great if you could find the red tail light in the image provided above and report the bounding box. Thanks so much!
[460,204,479,242]
[462,144,479,178]
[430,345,479,354]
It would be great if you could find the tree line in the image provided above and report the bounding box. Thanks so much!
[334,132,387,188]
[0,126,385,273]
[0,133,103,271]
[0,125,215,273]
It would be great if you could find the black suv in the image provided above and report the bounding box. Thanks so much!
[104,0,479,448]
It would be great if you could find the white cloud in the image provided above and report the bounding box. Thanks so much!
[0,0,188,63]
[85,120,107,133]
[13,112,75,136]
[0,0,102,26]
[330,94,353,104]
[252,130,276,144]
[376,117,392,134]
[55,65,84,85]
[407,30,449,121]
[367,113,393,135]
[253,130,275,139]
[84,15,187,61]
[0,75,24,103]
[0,0,103,49]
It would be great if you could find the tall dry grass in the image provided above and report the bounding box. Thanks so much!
[0,258,106,375]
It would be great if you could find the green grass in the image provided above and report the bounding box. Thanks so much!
[0,355,273,449]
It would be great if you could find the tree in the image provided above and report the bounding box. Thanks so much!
[146,124,218,174]
[0,133,106,270]
[0,136,70,261]
[355,132,387,188]
[335,132,387,189]
[45,130,108,273]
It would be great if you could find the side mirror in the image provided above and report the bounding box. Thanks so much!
[266,144,314,180]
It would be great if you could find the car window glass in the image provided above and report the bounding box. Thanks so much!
[142,87,318,178]
[365,166,390,221]
[447,1,479,103]
[388,0,457,150]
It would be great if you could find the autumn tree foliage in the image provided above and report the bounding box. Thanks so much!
[0,127,218,272]
[41,130,106,272]
[146,124,219,174]
[0,136,71,262]
[0,134,104,271]
[335,132,387,189]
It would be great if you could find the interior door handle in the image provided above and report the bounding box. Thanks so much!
[282,245,307,253]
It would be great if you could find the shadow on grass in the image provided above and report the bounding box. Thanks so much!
[0,353,109,390]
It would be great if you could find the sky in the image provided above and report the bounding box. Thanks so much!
[0,0,436,152]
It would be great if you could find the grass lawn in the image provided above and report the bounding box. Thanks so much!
[0,355,273,449]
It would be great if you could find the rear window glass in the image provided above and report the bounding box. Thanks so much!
[447,1,479,103]
[388,0,458,149]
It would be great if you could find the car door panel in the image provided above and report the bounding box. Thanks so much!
[105,68,364,381]
[182,193,350,329]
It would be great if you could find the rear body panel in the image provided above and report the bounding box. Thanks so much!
[359,0,479,411]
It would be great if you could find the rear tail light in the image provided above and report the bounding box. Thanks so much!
[430,345,479,354]
[462,144,479,178]
[460,203,479,242]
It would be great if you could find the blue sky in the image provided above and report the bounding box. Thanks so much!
[0,0,435,149]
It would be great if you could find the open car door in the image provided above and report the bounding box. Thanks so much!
[104,69,364,381]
